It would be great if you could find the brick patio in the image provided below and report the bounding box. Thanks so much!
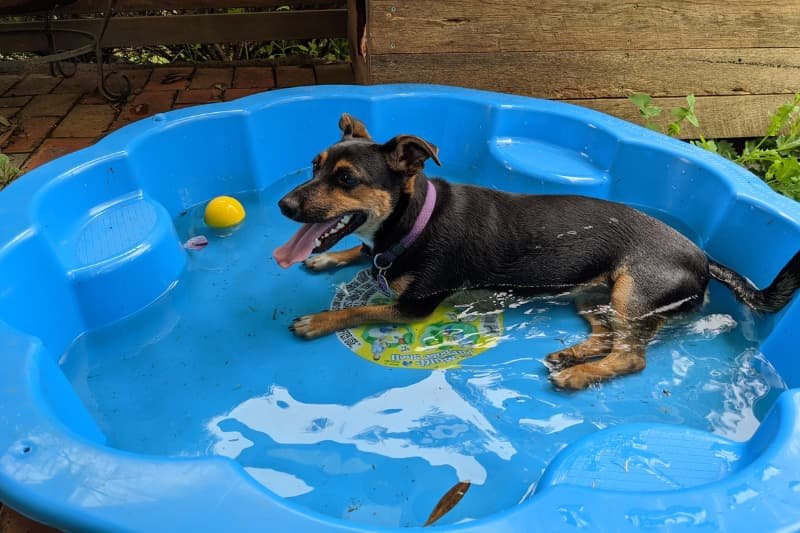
[0,61,352,531]
[0,62,353,183]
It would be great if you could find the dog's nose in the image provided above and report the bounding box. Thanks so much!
[278,195,300,219]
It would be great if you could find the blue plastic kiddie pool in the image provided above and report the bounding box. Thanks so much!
[1,85,799,531]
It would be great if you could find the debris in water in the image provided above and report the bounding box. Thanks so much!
[183,235,209,250]
[424,481,471,526]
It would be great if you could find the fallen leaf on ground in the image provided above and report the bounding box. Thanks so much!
[161,72,191,84]
[130,103,149,116]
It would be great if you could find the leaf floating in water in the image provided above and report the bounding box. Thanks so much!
[183,235,209,250]
[424,480,471,527]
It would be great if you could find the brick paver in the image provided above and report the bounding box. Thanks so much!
[24,138,94,170]
[175,87,224,105]
[52,105,116,138]
[0,107,21,119]
[275,66,315,88]
[1,62,350,185]
[143,67,194,91]
[315,63,354,85]
[2,116,58,153]
[191,68,233,89]
[6,74,62,96]
[0,96,31,108]
[233,66,275,89]
[0,124,16,148]
[115,68,153,93]
[19,93,81,118]
[7,153,29,170]
[0,506,57,533]
[112,90,176,130]
[224,87,268,101]
[52,71,100,94]
[0,75,20,95]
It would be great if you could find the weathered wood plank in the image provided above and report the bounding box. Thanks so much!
[567,94,791,139]
[368,0,800,55]
[0,10,347,51]
[368,49,800,99]
[61,0,344,12]
[347,0,368,85]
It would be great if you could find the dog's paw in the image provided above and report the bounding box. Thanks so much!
[549,367,595,391]
[544,349,577,372]
[303,253,342,272]
[289,314,331,339]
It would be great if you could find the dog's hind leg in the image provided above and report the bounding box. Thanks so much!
[550,315,662,390]
[544,293,613,371]
[549,271,664,390]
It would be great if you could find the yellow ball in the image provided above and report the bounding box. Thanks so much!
[204,195,246,228]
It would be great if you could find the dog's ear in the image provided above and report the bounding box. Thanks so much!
[382,135,441,177]
[338,113,372,140]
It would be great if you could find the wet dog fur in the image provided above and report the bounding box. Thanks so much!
[277,114,800,390]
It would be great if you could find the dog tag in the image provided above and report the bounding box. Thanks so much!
[375,271,393,297]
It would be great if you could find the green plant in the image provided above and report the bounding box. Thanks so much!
[628,92,800,202]
[0,153,22,189]
[628,92,662,131]
[629,93,699,136]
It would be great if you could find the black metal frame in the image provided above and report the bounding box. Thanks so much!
[0,0,130,102]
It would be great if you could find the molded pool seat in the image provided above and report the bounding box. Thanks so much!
[34,187,185,329]
[63,194,185,328]
[490,137,608,188]
[480,106,618,195]
[538,424,747,492]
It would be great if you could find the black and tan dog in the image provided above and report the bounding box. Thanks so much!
[274,113,800,390]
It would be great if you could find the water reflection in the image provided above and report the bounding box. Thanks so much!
[208,371,516,486]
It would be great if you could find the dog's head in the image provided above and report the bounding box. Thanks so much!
[274,113,440,268]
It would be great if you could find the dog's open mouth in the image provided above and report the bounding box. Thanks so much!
[273,212,367,268]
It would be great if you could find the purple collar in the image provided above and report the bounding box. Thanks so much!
[371,180,437,295]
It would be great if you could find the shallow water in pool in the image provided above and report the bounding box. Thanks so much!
[60,174,787,527]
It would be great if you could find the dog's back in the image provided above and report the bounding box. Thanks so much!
[397,180,709,306]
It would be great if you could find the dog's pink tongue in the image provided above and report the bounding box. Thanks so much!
[273,219,338,268]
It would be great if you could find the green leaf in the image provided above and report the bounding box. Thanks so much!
[715,140,739,160]
[769,155,800,183]
[768,102,795,136]
[642,107,662,120]
[628,92,653,109]
[667,122,681,136]
[692,138,717,153]
[671,107,688,119]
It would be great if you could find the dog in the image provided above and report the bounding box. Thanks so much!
[273,113,800,390]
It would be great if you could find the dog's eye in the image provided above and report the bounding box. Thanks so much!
[337,173,358,187]
[312,157,320,172]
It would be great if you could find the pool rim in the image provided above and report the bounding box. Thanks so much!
[0,84,799,532]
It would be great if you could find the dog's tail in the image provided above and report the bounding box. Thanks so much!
[709,250,800,313]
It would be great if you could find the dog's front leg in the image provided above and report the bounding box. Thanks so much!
[291,304,415,339]
[303,246,367,272]
[291,288,445,340]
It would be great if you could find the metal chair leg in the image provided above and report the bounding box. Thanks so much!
[94,0,130,102]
